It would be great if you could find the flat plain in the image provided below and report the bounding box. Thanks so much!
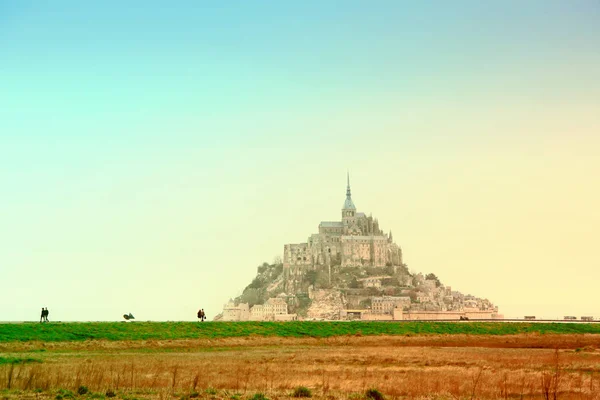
[2,322,600,400]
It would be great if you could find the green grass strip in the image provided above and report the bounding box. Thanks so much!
[1,321,600,343]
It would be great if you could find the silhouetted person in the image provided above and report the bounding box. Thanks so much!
[44,308,49,322]
[197,308,202,321]
[201,309,206,321]
[40,307,44,323]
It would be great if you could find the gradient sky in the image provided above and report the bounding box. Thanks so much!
[1,1,599,321]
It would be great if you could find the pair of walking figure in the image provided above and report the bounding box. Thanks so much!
[40,307,49,323]
[197,308,206,321]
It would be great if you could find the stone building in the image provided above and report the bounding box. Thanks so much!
[371,296,411,314]
[284,174,403,278]
[222,301,250,321]
[249,297,297,321]
[221,297,297,322]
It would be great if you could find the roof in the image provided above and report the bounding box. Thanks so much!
[343,197,356,210]
[319,221,343,227]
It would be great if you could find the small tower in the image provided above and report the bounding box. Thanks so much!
[342,172,356,231]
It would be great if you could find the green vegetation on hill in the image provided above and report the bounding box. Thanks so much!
[237,262,284,307]
[232,259,445,313]
[1,321,600,343]
[231,260,416,317]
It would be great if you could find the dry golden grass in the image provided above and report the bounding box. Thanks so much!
[3,334,600,399]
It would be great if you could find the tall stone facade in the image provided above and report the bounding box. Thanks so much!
[283,174,403,279]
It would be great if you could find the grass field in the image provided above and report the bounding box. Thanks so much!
[2,321,600,342]
[2,322,600,399]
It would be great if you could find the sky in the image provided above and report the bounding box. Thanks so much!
[1,1,599,321]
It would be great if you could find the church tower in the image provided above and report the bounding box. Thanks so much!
[342,172,356,233]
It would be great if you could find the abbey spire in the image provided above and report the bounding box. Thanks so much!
[343,171,356,210]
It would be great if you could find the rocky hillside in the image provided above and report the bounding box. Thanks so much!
[217,260,497,320]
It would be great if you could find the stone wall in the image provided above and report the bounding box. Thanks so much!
[222,302,250,321]
[402,310,500,320]
[355,309,502,321]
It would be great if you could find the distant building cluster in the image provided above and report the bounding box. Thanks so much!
[222,295,297,322]
[346,272,501,321]
[371,296,411,314]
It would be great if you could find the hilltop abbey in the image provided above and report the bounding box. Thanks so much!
[220,173,501,322]
[283,174,403,278]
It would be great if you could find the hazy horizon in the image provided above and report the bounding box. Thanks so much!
[1,1,599,322]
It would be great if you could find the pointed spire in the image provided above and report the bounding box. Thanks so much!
[346,171,351,199]
[343,171,356,210]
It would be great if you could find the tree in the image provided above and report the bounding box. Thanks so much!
[239,288,262,306]
[305,270,317,286]
[334,253,342,265]
[257,262,269,274]
[425,273,441,287]
[316,271,330,288]
[382,277,398,286]
[272,263,283,277]
[359,298,372,309]
[245,276,262,290]
[384,264,395,275]
[407,289,418,302]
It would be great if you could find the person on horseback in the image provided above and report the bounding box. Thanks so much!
[123,313,135,321]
